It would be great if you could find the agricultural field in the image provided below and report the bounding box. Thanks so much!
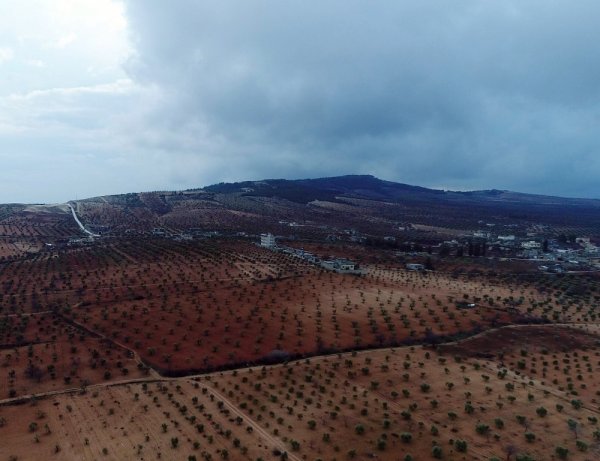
[0,210,77,239]
[0,237,556,376]
[0,240,42,260]
[0,207,77,264]
[2,325,600,460]
[0,312,150,399]
[2,175,600,460]
[1,236,597,386]
[0,239,315,315]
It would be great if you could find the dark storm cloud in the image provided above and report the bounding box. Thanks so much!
[123,0,600,197]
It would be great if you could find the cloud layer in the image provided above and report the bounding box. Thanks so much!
[122,0,600,197]
[1,1,600,202]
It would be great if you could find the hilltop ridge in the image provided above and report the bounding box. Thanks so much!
[4,174,600,239]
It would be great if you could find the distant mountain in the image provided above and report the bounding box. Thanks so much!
[10,175,600,238]
[203,174,451,204]
[204,174,600,208]
[194,175,600,235]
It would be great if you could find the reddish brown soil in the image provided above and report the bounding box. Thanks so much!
[67,265,522,374]
[0,238,590,386]
[0,238,556,377]
[0,212,77,238]
[0,313,147,398]
[437,325,600,358]
[2,325,600,461]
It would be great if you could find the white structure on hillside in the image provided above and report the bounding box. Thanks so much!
[335,259,357,271]
[321,258,361,273]
[406,263,425,271]
[260,233,276,248]
[498,235,516,241]
[473,231,490,239]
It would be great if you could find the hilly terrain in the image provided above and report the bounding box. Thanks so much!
[4,175,599,241]
[0,175,599,460]
[37,174,600,239]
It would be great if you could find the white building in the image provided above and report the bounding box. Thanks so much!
[336,259,356,271]
[260,233,276,248]
[521,241,542,250]
[498,235,516,242]
[321,260,336,270]
[406,263,425,271]
[320,258,360,273]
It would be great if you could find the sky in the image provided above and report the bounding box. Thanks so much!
[1,1,600,203]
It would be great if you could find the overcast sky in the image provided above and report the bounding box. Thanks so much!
[1,1,600,203]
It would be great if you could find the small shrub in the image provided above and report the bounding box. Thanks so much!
[454,439,467,453]
[476,423,490,435]
[555,446,568,459]
[576,440,588,452]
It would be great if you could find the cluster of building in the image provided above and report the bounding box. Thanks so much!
[259,233,363,274]
[466,230,600,271]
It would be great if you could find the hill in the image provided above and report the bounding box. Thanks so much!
[62,174,600,238]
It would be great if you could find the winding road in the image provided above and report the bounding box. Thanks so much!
[67,203,100,237]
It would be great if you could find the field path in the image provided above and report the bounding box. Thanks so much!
[0,376,167,407]
[206,384,302,461]
[0,376,302,460]
[4,321,600,460]
[55,311,161,379]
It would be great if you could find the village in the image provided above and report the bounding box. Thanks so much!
[52,221,600,276]
[259,232,365,274]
